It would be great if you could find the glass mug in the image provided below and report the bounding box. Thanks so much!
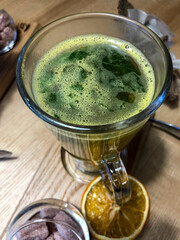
[16,13,172,204]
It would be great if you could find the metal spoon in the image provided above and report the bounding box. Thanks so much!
[0,150,17,160]
[149,118,180,140]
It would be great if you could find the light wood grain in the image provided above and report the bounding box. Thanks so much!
[0,1,180,240]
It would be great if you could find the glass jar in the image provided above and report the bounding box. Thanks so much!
[6,198,90,240]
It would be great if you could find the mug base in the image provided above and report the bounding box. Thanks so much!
[60,147,100,184]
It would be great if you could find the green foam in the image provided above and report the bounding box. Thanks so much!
[32,34,155,126]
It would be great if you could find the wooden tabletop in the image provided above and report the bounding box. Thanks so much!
[0,1,180,239]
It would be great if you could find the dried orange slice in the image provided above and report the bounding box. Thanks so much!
[81,175,149,240]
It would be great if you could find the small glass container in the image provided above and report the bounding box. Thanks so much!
[0,9,17,55]
[6,198,90,240]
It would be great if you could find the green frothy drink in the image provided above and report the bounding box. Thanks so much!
[32,34,155,126]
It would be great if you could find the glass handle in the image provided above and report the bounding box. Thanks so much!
[100,152,131,205]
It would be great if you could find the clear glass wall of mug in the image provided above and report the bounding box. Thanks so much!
[16,13,172,204]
